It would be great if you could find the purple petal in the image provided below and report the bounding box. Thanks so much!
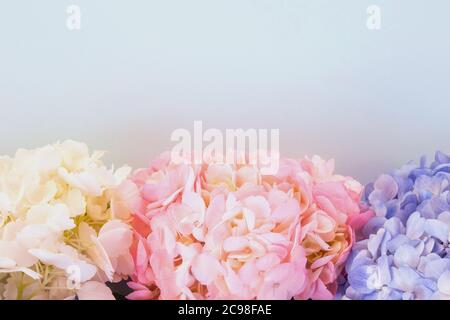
[414,175,447,202]
[438,270,450,295]
[435,151,450,165]
[387,234,411,254]
[423,237,436,256]
[406,212,425,239]
[413,284,434,300]
[424,219,449,243]
[383,217,404,237]
[418,200,438,219]
[363,216,387,238]
[368,229,387,258]
[377,255,392,285]
[423,258,450,280]
[391,266,420,292]
[393,244,420,268]
[348,265,377,295]
[438,211,450,225]
[370,174,399,203]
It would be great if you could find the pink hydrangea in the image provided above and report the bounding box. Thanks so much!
[126,153,372,300]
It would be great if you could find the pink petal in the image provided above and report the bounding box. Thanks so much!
[126,290,155,300]
[223,236,249,252]
[142,184,162,202]
[135,240,149,274]
[77,281,115,300]
[310,280,334,300]
[265,263,291,283]
[256,253,281,271]
[310,254,336,269]
[127,281,148,291]
[204,194,225,229]
[314,182,359,216]
[271,199,300,223]
[150,251,181,299]
[243,196,271,219]
[191,253,223,285]
[307,233,331,251]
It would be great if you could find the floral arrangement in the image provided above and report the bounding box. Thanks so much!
[125,153,371,300]
[0,141,134,300]
[1,141,450,301]
[340,152,450,300]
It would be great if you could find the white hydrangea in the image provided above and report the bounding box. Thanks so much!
[0,141,136,300]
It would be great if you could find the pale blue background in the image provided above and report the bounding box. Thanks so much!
[1,1,449,182]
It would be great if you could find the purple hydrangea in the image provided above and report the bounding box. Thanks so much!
[340,151,450,300]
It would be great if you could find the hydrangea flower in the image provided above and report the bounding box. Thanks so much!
[125,153,371,300]
[340,151,450,300]
[0,141,135,300]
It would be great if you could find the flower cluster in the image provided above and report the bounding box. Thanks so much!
[0,141,134,300]
[126,153,370,300]
[4,140,449,301]
[340,152,450,300]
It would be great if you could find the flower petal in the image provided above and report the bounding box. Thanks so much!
[424,219,449,243]
[223,236,249,252]
[391,266,420,292]
[438,270,450,296]
[393,244,420,268]
[77,281,115,300]
[406,212,425,239]
[191,253,223,285]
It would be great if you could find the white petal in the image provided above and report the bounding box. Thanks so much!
[16,225,53,249]
[0,192,13,216]
[0,257,16,268]
[26,204,75,232]
[35,145,62,172]
[0,240,38,267]
[29,248,97,282]
[78,222,97,247]
[58,168,103,196]
[62,189,86,217]
[86,235,115,282]
[0,267,42,280]
[76,281,115,300]
[113,166,132,183]
[78,223,115,281]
